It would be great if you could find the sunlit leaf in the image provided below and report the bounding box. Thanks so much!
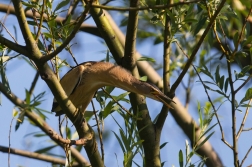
[240,88,252,103]
[137,56,156,63]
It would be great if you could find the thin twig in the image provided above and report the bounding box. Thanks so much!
[91,0,203,11]
[227,60,239,167]
[8,115,15,167]
[234,75,252,94]
[0,21,18,43]
[242,128,252,131]
[0,145,80,166]
[204,1,229,57]
[170,0,227,94]
[35,0,45,41]
[240,146,252,167]
[155,0,172,130]
[41,4,91,62]
[232,6,252,59]
[0,81,90,165]
[175,40,233,149]
[236,99,251,139]
[91,100,104,162]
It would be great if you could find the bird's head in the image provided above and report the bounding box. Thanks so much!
[136,81,175,108]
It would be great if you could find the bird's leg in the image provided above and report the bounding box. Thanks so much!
[72,107,86,128]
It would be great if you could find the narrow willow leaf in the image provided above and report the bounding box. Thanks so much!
[195,131,215,151]
[219,75,225,90]
[54,0,70,12]
[199,123,217,140]
[103,101,113,118]
[179,150,183,167]
[137,56,156,63]
[193,16,207,36]
[35,145,57,153]
[224,77,229,93]
[241,88,252,103]
[215,65,220,82]
[112,131,125,153]
[160,142,168,149]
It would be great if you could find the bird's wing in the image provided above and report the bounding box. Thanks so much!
[51,61,97,114]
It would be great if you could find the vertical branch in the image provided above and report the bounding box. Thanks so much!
[227,60,238,167]
[155,0,172,130]
[122,0,162,166]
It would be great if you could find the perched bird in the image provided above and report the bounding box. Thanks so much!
[52,61,174,116]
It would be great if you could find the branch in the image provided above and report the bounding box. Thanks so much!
[0,4,100,37]
[121,0,163,166]
[236,99,251,139]
[12,0,41,57]
[40,4,91,62]
[155,0,172,131]
[0,82,90,166]
[170,0,227,94]
[0,145,80,167]
[0,35,29,57]
[91,0,203,11]
[240,146,252,167]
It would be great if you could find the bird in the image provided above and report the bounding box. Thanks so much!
[52,61,175,116]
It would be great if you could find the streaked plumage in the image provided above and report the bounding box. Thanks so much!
[52,61,174,116]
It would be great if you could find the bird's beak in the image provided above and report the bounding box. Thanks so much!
[151,91,175,109]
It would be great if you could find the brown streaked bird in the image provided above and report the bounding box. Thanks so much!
[52,61,175,116]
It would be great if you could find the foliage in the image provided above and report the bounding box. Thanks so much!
[0,0,251,167]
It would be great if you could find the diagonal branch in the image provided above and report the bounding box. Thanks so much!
[155,0,172,131]
[0,35,28,57]
[40,3,91,62]
[0,145,80,167]
[91,0,203,11]
[0,82,90,166]
[170,0,227,94]
[12,0,41,56]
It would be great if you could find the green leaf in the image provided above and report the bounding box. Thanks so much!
[120,129,130,151]
[22,1,37,8]
[215,65,220,82]
[199,123,217,140]
[43,32,53,39]
[195,131,215,151]
[114,92,130,101]
[137,56,156,63]
[200,65,213,80]
[112,131,125,153]
[193,15,207,36]
[160,142,168,149]
[219,75,225,90]
[35,145,57,153]
[233,31,239,48]
[224,77,229,93]
[242,35,252,47]
[0,55,11,98]
[103,101,113,118]
[241,88,252,103]
[179,150,183,167]
[139,76,147,81]
[54,0,70,12]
